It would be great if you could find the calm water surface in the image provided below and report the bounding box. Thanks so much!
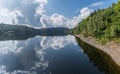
[0,35,104,74]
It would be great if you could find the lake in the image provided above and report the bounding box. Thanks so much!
[0,33,106,74]
[0,26,110,74]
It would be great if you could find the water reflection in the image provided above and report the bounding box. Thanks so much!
[0,35,76,74]
[75,37,120,74]
[0,27,107,74]
[0,37,48,74]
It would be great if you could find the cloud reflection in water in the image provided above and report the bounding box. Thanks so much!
[0,35,76,74]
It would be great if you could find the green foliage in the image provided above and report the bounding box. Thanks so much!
[73,2,120,44]
[118,0,120,2]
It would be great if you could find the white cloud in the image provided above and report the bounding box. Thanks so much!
[40,14,68,28]
[40,7,92,29]
[0,0,92,28]
[35,0,47,15]
[36,7,45,15]
[0,7,18,24]
[35,0,47,4]
[80,7,93,18]
[35,0,47,6]
[51,14,68,26]
[66,7,92,28]
[0,8,9,16]
[0,0,47,26]
[90,2,105,7]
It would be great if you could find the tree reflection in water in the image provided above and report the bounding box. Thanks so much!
[76,37,120,74]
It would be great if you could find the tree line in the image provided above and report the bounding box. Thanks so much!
[73,1,120,44]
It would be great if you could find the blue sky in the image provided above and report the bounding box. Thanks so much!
[45,0,117,17]
[0,0,118,28]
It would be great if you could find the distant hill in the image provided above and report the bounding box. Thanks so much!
[0,24,70,41]
[73,1,120,44]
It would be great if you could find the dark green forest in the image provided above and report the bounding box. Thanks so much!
[73,1,120,44]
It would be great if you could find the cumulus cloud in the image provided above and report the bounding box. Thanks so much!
[66,7,92,28]
[80,7,92,18]
[0,7,17,24]
[35,0,47,15]
[50,14,68,27]
[40,7,92,28]
[40,14,68,28]
[0,0,48,26]
[0,8,10,16]
[1,0,92,28]
[0,0,92,28]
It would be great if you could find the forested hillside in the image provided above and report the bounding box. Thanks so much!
[73,1,120,44]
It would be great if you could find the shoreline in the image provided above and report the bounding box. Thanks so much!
[75,35,120,67]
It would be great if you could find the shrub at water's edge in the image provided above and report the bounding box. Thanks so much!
[73,1,120,44]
